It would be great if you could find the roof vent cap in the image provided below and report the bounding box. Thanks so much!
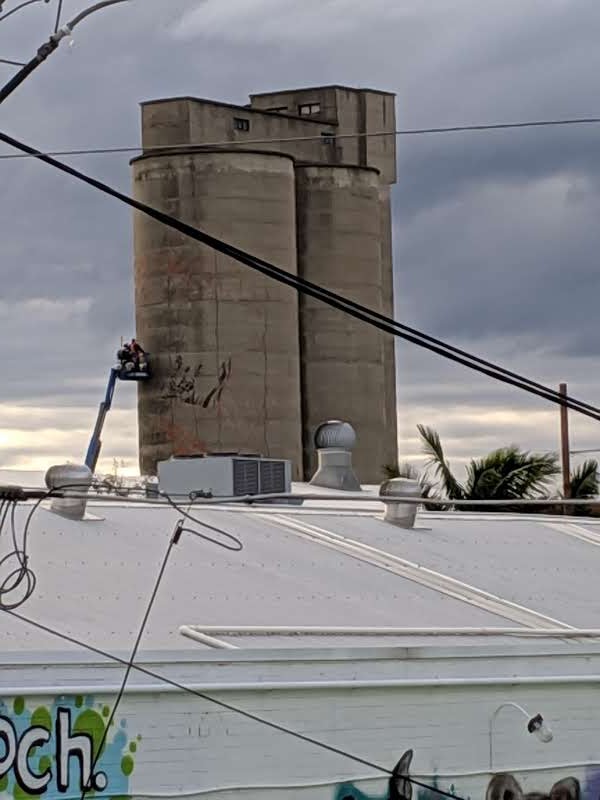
[45,463,92,521]
[310,420,360,492]
[380,478,421,529]
[314,420,356,451]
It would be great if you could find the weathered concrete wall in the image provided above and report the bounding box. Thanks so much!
[136,88,399,480]
[132,149,303,477]
[296,164,389,484]
[141,98,337,164]
[250,86,340,123]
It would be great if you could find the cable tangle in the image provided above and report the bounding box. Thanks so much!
[0,485,455,799]
[0,491,36,609]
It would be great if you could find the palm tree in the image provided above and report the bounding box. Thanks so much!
[567,459,598,516]
[568,459,598,498]
[417,425,560,511]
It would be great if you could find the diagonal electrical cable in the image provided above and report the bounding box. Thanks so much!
[3,606,465,800]
[81,532,177,800]
[163,493,244,551]
[53,0,63,32]
[0,0,45,23]
[0,128,597,421]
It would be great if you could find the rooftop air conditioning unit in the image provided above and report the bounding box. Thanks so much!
[157,455,292,499]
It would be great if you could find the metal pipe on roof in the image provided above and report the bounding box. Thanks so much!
[179,628,239,650]
[11,488,600,507]
[181,625,600,638]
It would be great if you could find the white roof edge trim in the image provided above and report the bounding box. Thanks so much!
[4,675,600,697]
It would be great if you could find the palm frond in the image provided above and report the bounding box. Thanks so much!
[417,425,464,500]
[382,462,420,480]
[569,459,598,499]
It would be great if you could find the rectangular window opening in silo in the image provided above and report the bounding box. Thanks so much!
[234,118,250,131]
[267,106,288,113]
[299,102,321,116]
[321,132,335,144]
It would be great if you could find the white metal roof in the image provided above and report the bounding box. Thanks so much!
[2,475,600,662]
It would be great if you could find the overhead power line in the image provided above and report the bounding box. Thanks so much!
[1,127,599,423]
[0,0,50,24]
[2,115,600,160]
[53,0,63,32]
[82,531,177,800]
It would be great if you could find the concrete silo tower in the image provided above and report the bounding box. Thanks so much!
[133,87,398,482]
[132,148,303,477]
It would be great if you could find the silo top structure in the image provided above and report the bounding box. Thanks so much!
[133,85,398,483]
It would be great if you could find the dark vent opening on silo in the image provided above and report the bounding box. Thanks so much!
[233,459,259,495]
[260,460,286,494]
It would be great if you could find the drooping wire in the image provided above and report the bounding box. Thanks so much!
[0,481,108,610]
[81,512,241,799]
[4,606,466,800]
[53,0,63,32]
[0,128,596,423]
[0,493,433,793]
[0,493,36,610]
[0,0,46,24]
[4,115,600,159]
[163,491,243,552]
[82,532,177,800]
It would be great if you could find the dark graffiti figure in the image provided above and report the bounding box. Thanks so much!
[389,750,414,800]
[336,752,582,800]
[201,358,232,409]
[337,749,413,800]
[487,775,580,800]
[161,354,232,408]
[161,355,203,405]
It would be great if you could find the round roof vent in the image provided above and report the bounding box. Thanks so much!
[314,420,356,451]
[45,463,92,520]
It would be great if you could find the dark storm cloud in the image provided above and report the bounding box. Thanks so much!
[1,0,600,471]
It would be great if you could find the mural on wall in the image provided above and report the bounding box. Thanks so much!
[0,695,140,799]
[201,358,232,410]
[335,750,415,800]
[487,775,580,800]
[160,355,233,409]
[334,752,585,800]
[161,355,204,406]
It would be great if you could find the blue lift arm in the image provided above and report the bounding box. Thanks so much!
[85,367,119,472]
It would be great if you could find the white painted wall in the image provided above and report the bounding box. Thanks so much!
[1,678,599,800]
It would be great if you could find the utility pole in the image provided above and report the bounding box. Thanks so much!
[560,382,571,501]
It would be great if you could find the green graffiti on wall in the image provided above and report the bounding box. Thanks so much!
[0,695,141,799]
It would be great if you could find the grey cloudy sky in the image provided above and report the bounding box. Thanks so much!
[1,0,599,477]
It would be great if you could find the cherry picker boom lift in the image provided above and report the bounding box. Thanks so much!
[85,357,150,473]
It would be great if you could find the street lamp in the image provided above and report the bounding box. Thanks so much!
[489,702,553,770]
[0,0,130,106]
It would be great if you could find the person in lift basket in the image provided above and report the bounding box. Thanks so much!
[117,339,149,375]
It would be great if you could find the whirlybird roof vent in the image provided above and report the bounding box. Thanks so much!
[310,420,361,492]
